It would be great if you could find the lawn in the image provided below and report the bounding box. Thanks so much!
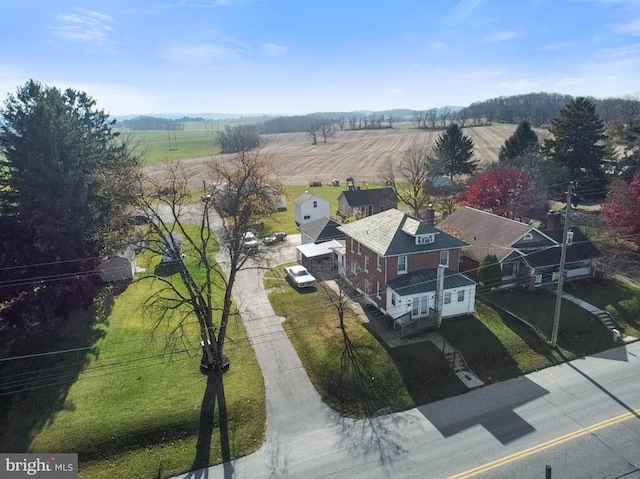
[478,286,618,361]
[264,267,466,417]
[566,278,640,338]
[127,122,220,166]
[6,233,266,478]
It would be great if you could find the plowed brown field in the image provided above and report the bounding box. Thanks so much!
[145,123,548,186]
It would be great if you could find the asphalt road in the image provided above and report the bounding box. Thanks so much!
[167,205,640,479]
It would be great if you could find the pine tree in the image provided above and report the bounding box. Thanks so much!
[432,123,477,180]
[544,97,606,197]
[499,121,539,163]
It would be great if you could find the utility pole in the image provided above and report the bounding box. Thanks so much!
[551,182,573,348]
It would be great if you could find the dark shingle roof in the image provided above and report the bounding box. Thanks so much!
[298,217,345,243]
[387,268,476,296]
[339,187,399,207]
[337,208,467,257]
[525,227,602,267]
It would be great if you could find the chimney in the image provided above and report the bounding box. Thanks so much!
[426,203,435,226]
[546,210,562,230]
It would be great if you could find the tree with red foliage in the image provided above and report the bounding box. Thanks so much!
[458,169,534,219]
[602,174,640,247]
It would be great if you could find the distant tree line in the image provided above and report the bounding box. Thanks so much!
[459,92,640,127]
[117,115,187,131]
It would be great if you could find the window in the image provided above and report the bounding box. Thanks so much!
[523,232,534,240]
[416,234,435,245]
[457,290,465,302]
[377,255,382,271]
[364,255,369,272]
[398,255,407,274]
[439,250,449,267]
[391,293,396,306]
[444,292,451,304]
[357,242,361,255]
[376,281,381,299]
[313,200,318,208]
[412,299,419,316]
[304,215,310,220]
[350,238,354,253]
[350,261,357,275]
[364,279,370,296]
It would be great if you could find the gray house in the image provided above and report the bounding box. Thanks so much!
[337,187,398,220]
[439,206,602,289]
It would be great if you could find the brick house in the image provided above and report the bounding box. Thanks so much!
[337,208,476,327]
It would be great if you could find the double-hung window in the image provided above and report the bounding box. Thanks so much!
[398,255,407,274]
[439,250,449,268]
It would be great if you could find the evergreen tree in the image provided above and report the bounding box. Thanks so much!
[544,97,606,197]
[499,121,539,163]
[0,80,140,337]
[478,254,502,286]
[432,123,477,180]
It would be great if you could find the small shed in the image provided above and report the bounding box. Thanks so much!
[100,246,136,282]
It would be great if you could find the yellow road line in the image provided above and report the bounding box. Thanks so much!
[449,408,640,479]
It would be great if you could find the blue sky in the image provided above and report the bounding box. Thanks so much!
[1,0,639,115]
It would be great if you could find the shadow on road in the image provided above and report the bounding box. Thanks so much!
[418,376,549,444]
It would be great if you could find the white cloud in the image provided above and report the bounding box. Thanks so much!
[614,17,640,35]
[48,10,116,49]
[262,43,288,57]
[391,88,404,94]
[485,31,520,42]
[446,0,483,23]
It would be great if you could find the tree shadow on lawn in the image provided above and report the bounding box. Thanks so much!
[0,282,123,452]
[183,371,233,479]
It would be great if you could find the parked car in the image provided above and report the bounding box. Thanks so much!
[263,234,278,246]
[243,232,258,252]
[284,264,317,289]
[273,232,287,242]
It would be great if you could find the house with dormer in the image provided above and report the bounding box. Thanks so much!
[337,208,476,330]
[439,206,601,289]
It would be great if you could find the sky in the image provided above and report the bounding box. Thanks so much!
[1,0,640,116]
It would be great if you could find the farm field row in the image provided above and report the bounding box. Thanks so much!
[143,123,548,186]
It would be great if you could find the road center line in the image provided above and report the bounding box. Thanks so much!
[448,408,640,479]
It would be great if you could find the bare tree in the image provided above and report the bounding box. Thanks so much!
[379,145,442,220]
[413,110,425,129]
[319,120,336,143]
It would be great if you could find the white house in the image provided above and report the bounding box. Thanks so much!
[293,192,331,226]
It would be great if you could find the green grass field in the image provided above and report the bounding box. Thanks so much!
[124,122,220,165]
[22,230,266,479]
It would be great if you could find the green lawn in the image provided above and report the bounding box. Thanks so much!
[478,286,618,361]
[566,278,640,338]
[127,124,220,166]
[11,234,266,478]
[264,267,465,416]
